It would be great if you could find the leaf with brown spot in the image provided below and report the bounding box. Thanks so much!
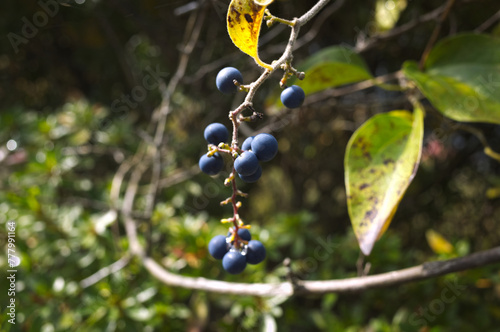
[227,0,274,69]
[344,107,424,255]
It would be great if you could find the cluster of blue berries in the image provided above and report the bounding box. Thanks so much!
[236,133,278,182]
[199,66,306,275]
[199,121,279,184]
[208,228,266,274]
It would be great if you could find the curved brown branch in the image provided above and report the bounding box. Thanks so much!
[124,207,500,296]
[298,247,500,294]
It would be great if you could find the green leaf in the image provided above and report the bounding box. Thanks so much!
[296,46,373,95]
[403,34,500,124]
[345,107,424,255]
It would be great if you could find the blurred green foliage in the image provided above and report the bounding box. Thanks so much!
[1,0,500,331]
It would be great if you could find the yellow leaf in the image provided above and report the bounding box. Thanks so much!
[227,0,274,70]
[425,229,454,255]
[486,186,500,199]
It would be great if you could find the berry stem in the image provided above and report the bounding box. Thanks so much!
[230,167,241,249]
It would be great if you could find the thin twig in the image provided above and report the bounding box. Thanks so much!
[474,9,500,32]
[265,0,345,55]
[455,124,500,163]
[80,255,131,289]
[305,71,403,105]
[356,4,447,53]
[418,0,457,69]
[158,165,201,189]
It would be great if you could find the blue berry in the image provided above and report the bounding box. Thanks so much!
[246,240,266,264]
[250,133,278,162]
[208,235,228,260]
[216,67,243,94]
[199,153,224,175]
[227,228,251,241]
[238,164,262,183]
[234,151,259,176]
[204,123,228,145]
[241,136,254,151]
[237,228,251,241]
[280,85,305,108]
[222,250,247,274]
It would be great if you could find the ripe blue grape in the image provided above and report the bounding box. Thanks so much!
[208,235,228,260]
[238,164,262,183]
[234,151,259,176]
[216,67,243,94]
[241,136,254,151]
[250,133,278,162]
[222,250,247,274]
[199,153,224,175]
[280,85,305,109]
[246,240,266,264]
[204,123,228,145]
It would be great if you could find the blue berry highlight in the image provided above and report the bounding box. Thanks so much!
[204,123,228,145]
[241,136,254,151]
[222,250,247,274]
[250,133,278,162]
[199,153,224,175]
[238,164,262,183]
[208,235,228,260]
[216,67,243,94]
[280,85,305,109]
[246,240,266,265]
[234,151,259,176]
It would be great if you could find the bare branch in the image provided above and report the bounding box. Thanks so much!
[299,246,500,294]
[356,4,447,53]
[296,0,332,26]
[475,9,500,32]
[80,255,131,289]
[124,205,500,296]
